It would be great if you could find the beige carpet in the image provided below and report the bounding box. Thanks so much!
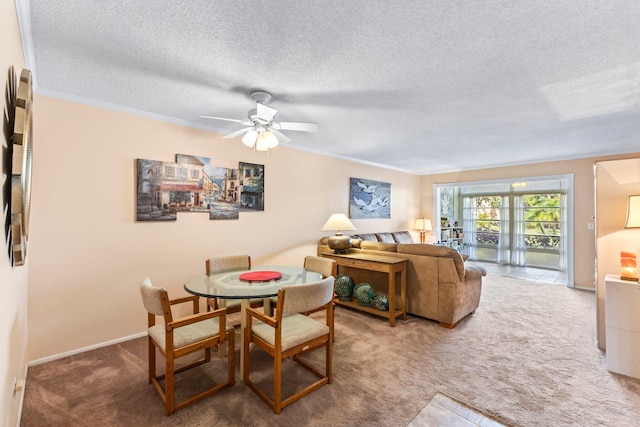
[21,274,640,426]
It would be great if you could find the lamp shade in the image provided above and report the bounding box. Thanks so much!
[321,213,356,232]
[255,131,279,151]
[625,195,640,228]
[414,218,433,231]
[242,129,259,147]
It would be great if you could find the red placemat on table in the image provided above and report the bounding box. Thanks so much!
[239,271,283,282]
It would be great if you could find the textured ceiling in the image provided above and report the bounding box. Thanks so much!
[16,0,640,174]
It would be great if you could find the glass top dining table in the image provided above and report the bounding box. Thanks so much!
[183,265,323,380]
[183,265,323,300]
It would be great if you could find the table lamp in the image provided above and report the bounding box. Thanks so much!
[414,217,432,244]
[321,213,356,253]
[624,195,640,229]
[620,251,637,281]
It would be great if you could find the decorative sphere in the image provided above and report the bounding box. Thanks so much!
[373,294,390,311]
[335,274,355,301]
[354,283,376,306]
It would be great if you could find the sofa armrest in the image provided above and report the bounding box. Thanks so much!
[464,264,487,280]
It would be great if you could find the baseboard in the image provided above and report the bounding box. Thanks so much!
[574,285,595,292]
[16,364,28,427]
[28,332,147,367]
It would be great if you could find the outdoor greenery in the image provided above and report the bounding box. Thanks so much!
[523,194,560,249]
[474,194,561,249]
[476,196,500,245]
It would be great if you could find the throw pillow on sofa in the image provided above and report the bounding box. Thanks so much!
[356,233,378,242]
[392,231,414,243]
[376,232,395,243]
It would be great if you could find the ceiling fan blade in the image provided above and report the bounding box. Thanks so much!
[274,121,319,132]
[271,129,291,144]
[256,103,277,122]
[223,127,253,139]
[200,115,251,125]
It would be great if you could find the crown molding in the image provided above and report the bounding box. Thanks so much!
[14,0,36,83]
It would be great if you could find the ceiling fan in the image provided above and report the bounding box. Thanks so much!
[200,91,319,151]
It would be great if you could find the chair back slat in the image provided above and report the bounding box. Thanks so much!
[206,255,251,275]
[303,256,337,278]
[140,277,166,316]
[281,277,335,315]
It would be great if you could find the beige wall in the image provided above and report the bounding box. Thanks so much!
[594,158,640,350]
[420,155,640,290]
[22,93,640,363]
[1,0,28,425]
[27,95,421,361]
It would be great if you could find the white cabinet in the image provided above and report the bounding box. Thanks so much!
[605,274,640,379]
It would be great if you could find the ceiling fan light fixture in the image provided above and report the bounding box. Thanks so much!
[264,130,279,149]
[242,129,258,147]
[255,133,269,151]
[201,90,319,151]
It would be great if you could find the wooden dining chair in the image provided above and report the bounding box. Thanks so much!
[299,256,338,341]
[303,255,338,279]
[205,255,261,314]
[139,277,235,415]
[269,256,337,307]
[243,276,335,414]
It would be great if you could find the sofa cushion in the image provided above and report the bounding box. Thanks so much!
[355,233,378,242]
[397,244,465,280]
[350,238,362,248]
[361,241,398,252]
[397,243,455,257]
[392,231,414,244]
[376,232,395,243]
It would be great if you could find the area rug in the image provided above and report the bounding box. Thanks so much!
[21,274,640,426]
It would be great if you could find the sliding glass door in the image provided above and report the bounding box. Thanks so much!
[462,195,507,262]
[517,193,564,269]
[436,175,573,285]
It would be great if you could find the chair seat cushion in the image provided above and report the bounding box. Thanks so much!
[219,298,263,309]
[148,318,234,351]
[252,314,329,351]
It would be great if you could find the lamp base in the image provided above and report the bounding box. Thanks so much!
[327,234,352,254]
[418,231,426,244]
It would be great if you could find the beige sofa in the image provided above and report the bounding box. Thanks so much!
[318,231,486,328]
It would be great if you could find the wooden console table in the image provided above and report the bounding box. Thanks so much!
[320,252,407,326]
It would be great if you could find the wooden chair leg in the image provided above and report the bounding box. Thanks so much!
[243,326,250,384]
[228,331,235,385]
[274,354,282,414]
[327,340,332,383]
[165,354,175,415]
[148,338,155,384]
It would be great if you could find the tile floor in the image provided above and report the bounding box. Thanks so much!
[407,393,505,427]
[473,261,566,285]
